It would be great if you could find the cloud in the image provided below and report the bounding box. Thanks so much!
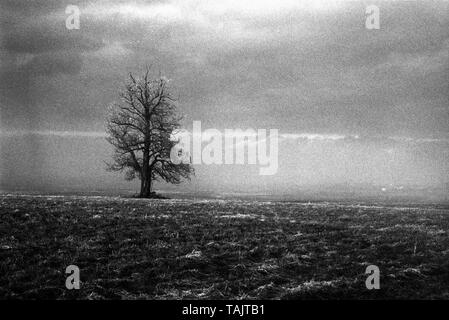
[86,41,133,60]
[170,129,448,146]
[1,0,448,138]
[2,28,103,55]
[280,133,352,141]
[0,130,107,138]
[388,136,449,145]
[22,52,84,76]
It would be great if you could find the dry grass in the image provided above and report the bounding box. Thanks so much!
[1,194,448,299]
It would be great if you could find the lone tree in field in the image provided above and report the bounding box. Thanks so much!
[106,69,193,198]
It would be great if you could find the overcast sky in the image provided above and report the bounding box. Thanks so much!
[1,0,448,196]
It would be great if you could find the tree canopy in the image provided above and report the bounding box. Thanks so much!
[106,68,193,197]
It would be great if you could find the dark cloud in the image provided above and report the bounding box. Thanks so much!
[23,51,84,76]
[3,28,104,54]
[1,0,448,134]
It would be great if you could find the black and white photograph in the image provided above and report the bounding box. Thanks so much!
[0,0,448,307]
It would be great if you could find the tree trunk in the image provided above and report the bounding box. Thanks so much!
[139,169,152,197]
[139,104,153,198]
[139,176,151,197]
[139,176,145,197]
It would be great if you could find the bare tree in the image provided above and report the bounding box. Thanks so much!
[106,68,193,198]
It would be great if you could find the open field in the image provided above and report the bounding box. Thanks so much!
[0,194,448,299]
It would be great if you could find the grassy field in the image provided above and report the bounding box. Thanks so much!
[0,194,448,299]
